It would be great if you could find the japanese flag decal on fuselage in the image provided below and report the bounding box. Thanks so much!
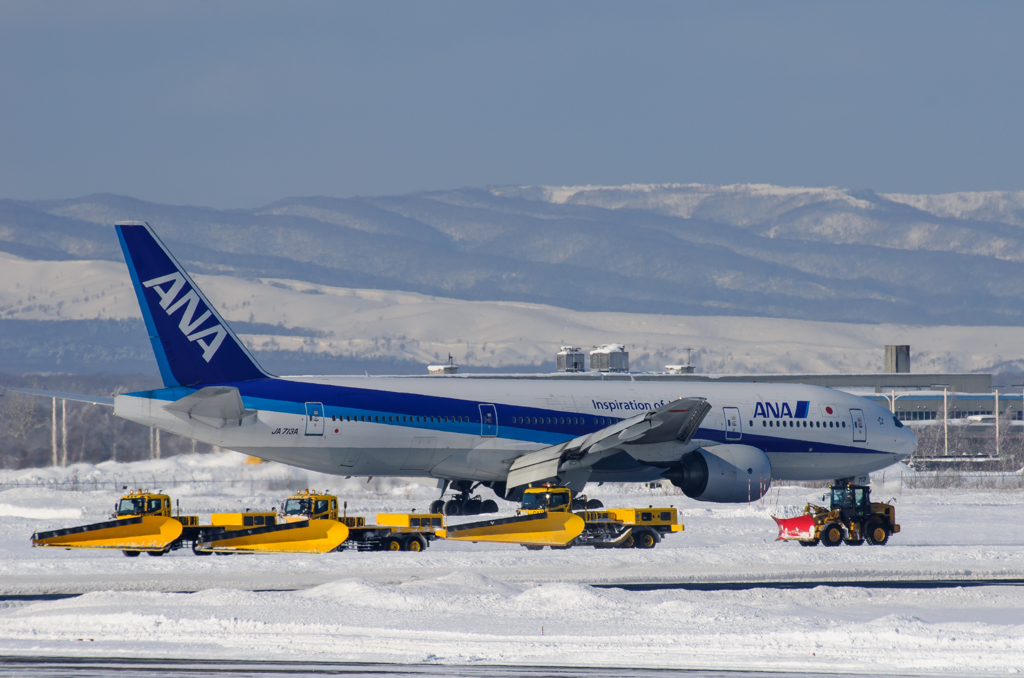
[142,272,227,363]
[115,222,268,388]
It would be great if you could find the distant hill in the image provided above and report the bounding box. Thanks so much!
[2,183,1023,378]
[3,183,1023,327]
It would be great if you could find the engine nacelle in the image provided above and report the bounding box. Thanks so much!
[661,445,772,503]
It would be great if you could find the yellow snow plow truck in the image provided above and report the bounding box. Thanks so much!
[772,483,899,547]
[438,485,683,549]
[32,490,188,557]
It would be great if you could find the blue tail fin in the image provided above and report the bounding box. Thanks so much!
[116,222,269,387]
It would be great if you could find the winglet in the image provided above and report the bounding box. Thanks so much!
[115,222,269,387]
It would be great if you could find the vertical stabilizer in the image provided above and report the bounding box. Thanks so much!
[115,222,269,387]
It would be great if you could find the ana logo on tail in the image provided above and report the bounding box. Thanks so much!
[142,273,227,362]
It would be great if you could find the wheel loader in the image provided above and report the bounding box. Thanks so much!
[772,484,899,547]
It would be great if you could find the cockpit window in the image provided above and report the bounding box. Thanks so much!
[893,416,904,428]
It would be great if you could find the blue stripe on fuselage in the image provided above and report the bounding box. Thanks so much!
[127,379,885,457]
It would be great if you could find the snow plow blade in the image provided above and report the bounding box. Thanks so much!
[32,516,183,552]
[197,519,349,554]
[437,511,585,547]
[773,514,816,541]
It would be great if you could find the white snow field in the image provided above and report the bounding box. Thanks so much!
[1,454,1023,674]
[2,250,1023,375]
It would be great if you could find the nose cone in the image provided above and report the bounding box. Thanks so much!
[895,425,917,462]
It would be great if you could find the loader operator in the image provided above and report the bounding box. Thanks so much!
[283,497,330,517]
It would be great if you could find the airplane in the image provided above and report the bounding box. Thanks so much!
[10,222,916,515]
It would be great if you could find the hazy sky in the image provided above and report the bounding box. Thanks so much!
[2,2,1022,207]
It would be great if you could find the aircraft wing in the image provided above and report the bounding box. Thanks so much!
[1,387,114,407]
[505,397,711,493]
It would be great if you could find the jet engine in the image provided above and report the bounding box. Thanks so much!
[661,444,772,503]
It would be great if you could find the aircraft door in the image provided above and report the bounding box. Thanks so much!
[723,407,742,440]
[479,404,498,437]
[850,408,866,442]
[305,402,324,436]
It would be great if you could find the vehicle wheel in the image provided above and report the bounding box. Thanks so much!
[464,499,482,515]
[586,499,604,509]
[429,500,445,514]
[523,545,544,550]
[634,529,658,549]
[821,523,844,547]
[798,539,819,547]
[480,499,499,514]
[122,550,140,557]
[619,534,635,548]
[384,537,404,552]
[192,543,211,556]
[865,521,890,546]
[444,499,462,516]
[405,537,424,552]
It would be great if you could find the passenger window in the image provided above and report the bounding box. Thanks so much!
[243,516,254,527]
[660,512,671,521]
[842,422,846,428]
[432,518,442,526]
[641,512,652,521]
[410,518,420,527]
[266,517,276,526]
[254,516,265,526]
[762,421,766,427]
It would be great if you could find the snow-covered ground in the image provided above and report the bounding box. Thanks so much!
[1,453,1023,674]
[2,251,1023,375]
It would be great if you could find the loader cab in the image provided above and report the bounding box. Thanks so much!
[521,486,572,514]
[281,491,338,521]
[830,485,871,521]
[115,492,171,519]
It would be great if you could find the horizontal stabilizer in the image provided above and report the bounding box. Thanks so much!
[164,386,256,429]
[2,388,114,407]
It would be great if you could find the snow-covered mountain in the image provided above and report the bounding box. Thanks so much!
[2,183,1023,376]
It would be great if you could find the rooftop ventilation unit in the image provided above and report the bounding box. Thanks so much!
[556,346,585,372]
[590,344,628,373]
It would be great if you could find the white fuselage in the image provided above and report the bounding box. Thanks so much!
[115,375,916,485]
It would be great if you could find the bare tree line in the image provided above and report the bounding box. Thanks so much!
[0,374,213,469]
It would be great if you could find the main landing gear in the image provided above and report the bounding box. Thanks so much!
[430,481,500,516]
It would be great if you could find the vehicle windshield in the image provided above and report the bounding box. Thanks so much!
[283,498,310,516]
[831,488,854,509]
[116,498,145,516]
[521,493,546,510]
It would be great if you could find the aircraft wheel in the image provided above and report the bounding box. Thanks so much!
[571,499,586,510]
[122,550,141,557]
[429,500,445,514]
[634,529,657,549]
[865,521,890,546]
[384,537,404,552]
[444,500,463,516]
[405,537,424,552]
[480,499,499,514]
[821,523,844,547]
[586,499,604,509]
[464,499,482,515]
[798,539,819,547]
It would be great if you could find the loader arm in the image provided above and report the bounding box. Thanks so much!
[505,397,711,494]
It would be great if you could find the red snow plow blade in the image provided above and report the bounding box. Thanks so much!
[773,514,816,541]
